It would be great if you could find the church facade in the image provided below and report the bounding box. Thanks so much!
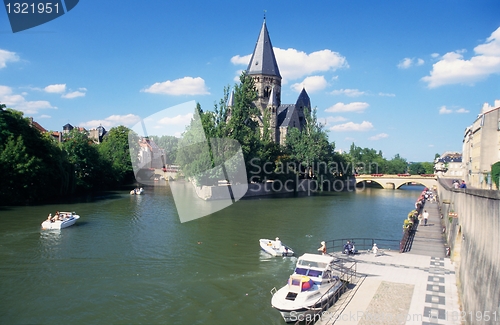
[239,19,311,145]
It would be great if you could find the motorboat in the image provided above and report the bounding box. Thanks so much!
[41,212,80,230]
[260,238,294,257]
[271,253,344,322]
[130,187,144,195]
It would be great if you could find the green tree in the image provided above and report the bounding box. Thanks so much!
[492,161,500,190]
[421,162,435,174]
[285,108,333,178]
[98,126,135,186]
[62,129,109,192]
[0,108,71,204]
[152,135,179,165]
[386,154,408,174]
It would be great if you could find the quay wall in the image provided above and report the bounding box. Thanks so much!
[437,177,500,324]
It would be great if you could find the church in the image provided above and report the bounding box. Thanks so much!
[230,19,311,145]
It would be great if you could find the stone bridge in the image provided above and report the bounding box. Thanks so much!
[355,174,437,189]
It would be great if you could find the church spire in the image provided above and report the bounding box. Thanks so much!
[246,20,281,78]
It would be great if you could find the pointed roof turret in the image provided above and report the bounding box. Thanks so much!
[268,86,279,107]
[227,88,235,108]
[296,88,311,110]
[247,20,281,78]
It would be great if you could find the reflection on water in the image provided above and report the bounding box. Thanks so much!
[0,185,423,324]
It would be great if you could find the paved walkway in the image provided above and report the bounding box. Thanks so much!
[315,201,461,325]
[408,201,447,258]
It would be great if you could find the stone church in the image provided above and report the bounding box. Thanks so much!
[229,19,311,145]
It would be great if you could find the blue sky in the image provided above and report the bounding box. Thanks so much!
[1,1,500,162]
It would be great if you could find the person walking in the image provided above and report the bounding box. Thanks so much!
[423,210,429,226]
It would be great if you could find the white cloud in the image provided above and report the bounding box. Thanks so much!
[81,114,141,129]
[325,102,369,113]
[369,133,388,140]
[291,75,327,93]
[230,54,251,65]
[439,106,453,114]
[158,113,193,126]
[44,84,66,93]
[431,53,440,58]
[330,88,366,97]
[378,92,396,97]
[143,77,210,95]
[39,114,51,118]
[0,85,54,114]
[330,121,373,132]
[0,49,19,69]
[324,116,348,124]
[62,90,85,98]
[231,47,348,84]
[422,27,500,88]
[439,105,469,114]
[398,57,424,69]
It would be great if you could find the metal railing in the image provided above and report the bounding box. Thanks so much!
[324,238,400,254]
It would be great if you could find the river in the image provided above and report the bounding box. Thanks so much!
[0,185,424,324]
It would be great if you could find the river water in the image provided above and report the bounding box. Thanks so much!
[0,185,423,324]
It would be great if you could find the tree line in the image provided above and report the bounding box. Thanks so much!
[0,103,137,205]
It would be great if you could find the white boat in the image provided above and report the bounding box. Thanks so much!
[260,238,294,257]
[41,212,80,230]
[130,187,144,195]
[271,253,344,322]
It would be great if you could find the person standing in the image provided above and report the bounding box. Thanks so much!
[423,210,429,226]
[318,241,326,255]
[372,243,379,256]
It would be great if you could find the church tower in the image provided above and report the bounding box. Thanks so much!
[246,19,282,115]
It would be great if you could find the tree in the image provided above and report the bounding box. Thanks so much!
[62,129,110,192]
[492,161,500,190]
[0,108,71,204]
[98,126,135,186]
[285,108,333,178]
[386,154,408,174]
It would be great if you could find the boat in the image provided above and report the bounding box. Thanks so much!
[130,187,144,195]
[271,253,344,322]
[41,212,80,230]
[260,238,294,257]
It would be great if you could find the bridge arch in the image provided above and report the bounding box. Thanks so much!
[355,175,437,190]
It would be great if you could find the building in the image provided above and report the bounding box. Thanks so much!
[462,100,500,189]
[434,152,463,178]
[242,19,310,145]
[89,125,107,143]
[137,137,166,169]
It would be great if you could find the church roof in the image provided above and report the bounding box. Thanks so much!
[247,20,281,78]
[277,104,296,127]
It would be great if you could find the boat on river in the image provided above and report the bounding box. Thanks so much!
[271,253,343,322]
[130,188,144,195]
[41,212,80,230]
[260,238,294,257]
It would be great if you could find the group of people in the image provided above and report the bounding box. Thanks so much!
[453,180,467,189]
[317,240,379,256]
[46,211,66,223]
